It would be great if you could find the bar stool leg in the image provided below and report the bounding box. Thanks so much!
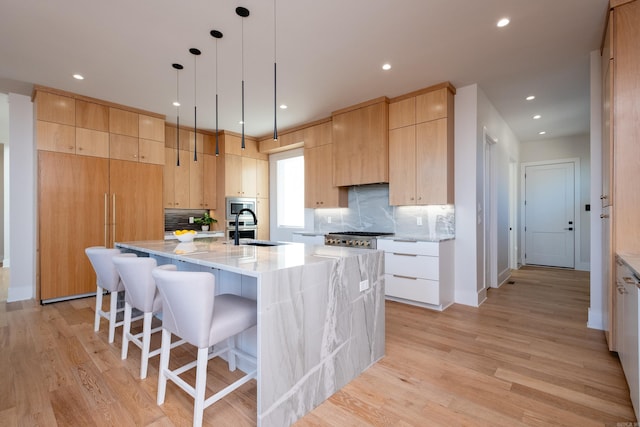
[140,312,153,379]
[193,347,209,427]
[108,290,119,343]
[121,302,132,360]
[227,337,237,372]
[157,328,171,405]
[94,285,103,332]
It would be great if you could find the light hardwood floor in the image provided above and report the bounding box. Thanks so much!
[0,267,635,426]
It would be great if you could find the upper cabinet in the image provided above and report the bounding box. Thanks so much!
[388,83,455,206]
[332,97,389,187]
[304,121,348,208]
[220,132,267,198]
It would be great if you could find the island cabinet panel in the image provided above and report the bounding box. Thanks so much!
[35,91,75,125]
[76,128,109,158]
[109,107,138,137]
[109,160,164,246]
[388,83,455,206]
[36,120,75,153]
[39,151,110,300]
[332,97,389,186]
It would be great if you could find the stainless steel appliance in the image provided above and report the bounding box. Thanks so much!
[324,231,394,249]
[226,197,257,240]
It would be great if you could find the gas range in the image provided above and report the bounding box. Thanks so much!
[324,231,394,249]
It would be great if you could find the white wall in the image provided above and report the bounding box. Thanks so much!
[454,84,521,307]
[519,134,591,271]
[589,49,604,330]
[7,93,36,301]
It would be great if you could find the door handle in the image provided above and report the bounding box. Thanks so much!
[564,227,573,231]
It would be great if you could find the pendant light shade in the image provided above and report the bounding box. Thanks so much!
[273,0,278,141]
[172,63,183,167]
[210,30,223,156]
[237,6,250,150]
[189,48,201,161]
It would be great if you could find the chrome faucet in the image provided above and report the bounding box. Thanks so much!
[234,208,258,245]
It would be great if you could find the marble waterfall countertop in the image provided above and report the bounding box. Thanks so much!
[115,237,385,426]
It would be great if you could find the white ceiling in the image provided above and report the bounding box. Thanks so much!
[0,0,608,142]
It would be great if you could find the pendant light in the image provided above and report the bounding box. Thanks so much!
[273,0,278,141]
[189,47,201,161]
[236,6,250,150]
[172,63,183,166]
[210,30,223,156]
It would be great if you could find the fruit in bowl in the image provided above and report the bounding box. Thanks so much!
[173,229,197,242]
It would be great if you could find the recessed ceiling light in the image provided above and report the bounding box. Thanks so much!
[526,95,535,101]
[382,63,392,71]
[172,101,180,107]
[539,131,546,135]
[279,104,288,109]
[73,74,84,80]
[533,115,541,119]
[497,18,510,28]
[239,120,244,125]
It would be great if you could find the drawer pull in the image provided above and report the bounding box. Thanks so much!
[393,274,417,280]
[623,276,639,285]
[393,252,417,257]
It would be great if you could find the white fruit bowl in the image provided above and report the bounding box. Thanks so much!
[174,231,197,242]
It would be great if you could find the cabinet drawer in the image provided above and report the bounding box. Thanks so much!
[377,239,439,256]
[386,274,439,305]
[385,252,438,280]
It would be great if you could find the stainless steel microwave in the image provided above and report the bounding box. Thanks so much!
[226,197,257,222]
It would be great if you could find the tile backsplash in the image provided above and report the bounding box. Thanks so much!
[313,184,454,239]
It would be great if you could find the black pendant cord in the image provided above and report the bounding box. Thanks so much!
[273,62,278,141]
[190,48,201,162]
[211,30,223,156]
[172,63,183,167]
[273,0,278,141]
[237,6,249,150]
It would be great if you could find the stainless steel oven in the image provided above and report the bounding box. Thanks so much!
[226,197,257,222]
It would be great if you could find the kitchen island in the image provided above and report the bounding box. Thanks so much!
[115,238,385,426]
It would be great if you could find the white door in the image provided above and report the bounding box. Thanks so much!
[524,162,575,268]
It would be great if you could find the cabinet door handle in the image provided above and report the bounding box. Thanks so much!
[112,193,116,246]
[104,193,108,247]
[392,239,417,243]
[393,274,417,280]
[600,214,609,219]
[393,253,417,257]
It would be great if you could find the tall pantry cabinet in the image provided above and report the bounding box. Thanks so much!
[602,0,640,351]
[35,87,164,302]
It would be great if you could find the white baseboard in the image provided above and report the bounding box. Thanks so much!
[455,289,485,307]
[497,268,511,288]
[7,285,34,302]
[2,258,9,268]
[587,308,604,330]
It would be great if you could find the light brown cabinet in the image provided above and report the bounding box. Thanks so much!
[304,121,347,208]
[388,83,455,206]
[332,97,389,186]
[203,153,217,209]
[257,198,270,241]
[603,1,640,352]
[35,87,166,302]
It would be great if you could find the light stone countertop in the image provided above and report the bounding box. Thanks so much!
[618,252,640,278]
[117,237,379,278]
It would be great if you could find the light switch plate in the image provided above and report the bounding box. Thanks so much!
[417,217,422,226]
[189,217,195,224]
[359,279,369,292]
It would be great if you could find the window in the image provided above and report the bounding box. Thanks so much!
[276,154,304,228]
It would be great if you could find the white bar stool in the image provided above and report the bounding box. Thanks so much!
[152,268,257,427]
[112,256,177,379]
[85,247,135,343]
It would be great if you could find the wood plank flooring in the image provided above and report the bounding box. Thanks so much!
[0,266,635,426]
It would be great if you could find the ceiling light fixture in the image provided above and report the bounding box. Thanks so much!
[526,95,535,101]
[497,18,510,27]
[273,0,278,141]
[172,63,184,167]
[189,48,201,161]
[280,104,288,109]
[237,6,250,150]
[210,29,223,156]
[539,131,546,135]
[533,114,541,119]
[73,74,84,80]
[382,63,391,71]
